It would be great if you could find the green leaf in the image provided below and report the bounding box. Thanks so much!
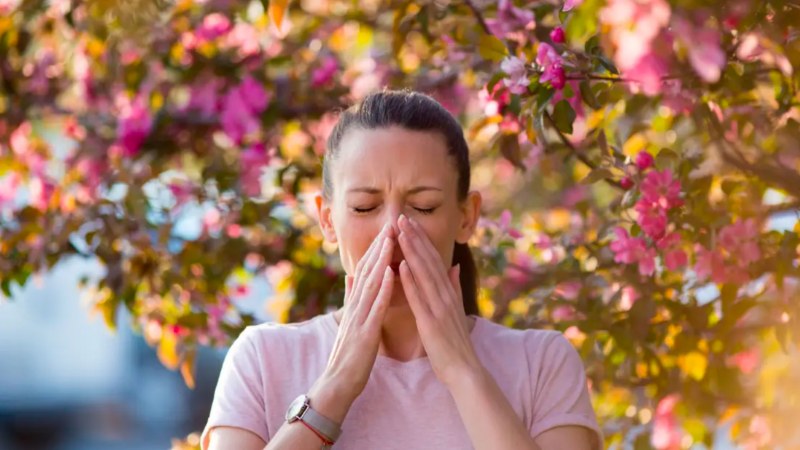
[537,85,556,111]
[478,34,508,62]
[487,71,505,93]
[597,129,610,156]
[552,100,576,134]
[580,167,613,184]
[579,80,600,109]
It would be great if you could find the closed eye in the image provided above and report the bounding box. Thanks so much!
[353,207,436,215]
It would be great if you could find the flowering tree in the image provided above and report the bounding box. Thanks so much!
[2,0,799,447]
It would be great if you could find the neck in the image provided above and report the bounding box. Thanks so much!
[377,306,426,361]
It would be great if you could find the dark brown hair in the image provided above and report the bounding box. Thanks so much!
[322,90,479,315]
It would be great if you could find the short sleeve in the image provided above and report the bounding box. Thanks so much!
[201,327,268,449]
[528,331,603,448]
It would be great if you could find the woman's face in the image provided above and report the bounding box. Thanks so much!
[316,126,481,306]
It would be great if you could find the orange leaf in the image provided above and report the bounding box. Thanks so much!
[180,348,197,389]
[269,0,289,30]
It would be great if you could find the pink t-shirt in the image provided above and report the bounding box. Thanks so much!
[201,311,602,449]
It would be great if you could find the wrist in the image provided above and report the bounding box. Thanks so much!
[306,372,356,424]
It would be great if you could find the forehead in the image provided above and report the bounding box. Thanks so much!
[333,126,458,192]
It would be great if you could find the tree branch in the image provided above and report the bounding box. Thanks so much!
[543,111,624,190]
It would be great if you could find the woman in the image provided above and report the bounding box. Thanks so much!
[202,90,602,450]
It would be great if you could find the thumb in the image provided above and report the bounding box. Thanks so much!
[449,264,462,299]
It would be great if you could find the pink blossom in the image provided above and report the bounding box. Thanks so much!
[552,305,576,321]
[536,43,566,90]
[29,176,55,211]
[536,42,561,67]
[225,23,262,58]
[674,18,726,83]
[239,76,269,111]
[203,207,223,235]
[609,227,646,264]
[500,56,530,94]
[639,169,682,210]
[693,245,727,284]
[116,95,153,157]
[652,394,683,450]
[0,172,22,209]
[635,151,654,170]
[625,53,671,96]
[742,415,772,450]
[185,76,223,117]
[664,248,688,271]
[563,0,583,12]
[620,176,634,190]
[167,180,195,209]
[550,27,565,43]
[196,13,231,41]
[718,218,761,266]
[638,246,657,276]
[311,56,338,87]
[727,348,760,374]
[600,0,671,95]
[619,285,639,310]
[221,77,270,144]
[485,0,535,37]
[555,281,581,300]
[635,203,668,240]
[240,143,271,196]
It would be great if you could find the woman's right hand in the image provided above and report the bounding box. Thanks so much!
[322,222,396,401]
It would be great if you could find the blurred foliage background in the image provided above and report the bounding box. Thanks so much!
[1,0,800,448]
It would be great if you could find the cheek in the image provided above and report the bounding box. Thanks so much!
[337,220,379,273]
[415,222,455,264]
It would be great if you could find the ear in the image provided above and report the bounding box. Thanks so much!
[455,190,482,244]
[315,193,338,244]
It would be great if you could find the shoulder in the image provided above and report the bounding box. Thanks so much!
[239,312,334,352]
[475,318,583,375]
[476,317,568,353]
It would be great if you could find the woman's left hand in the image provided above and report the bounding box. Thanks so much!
[396,213,484,387]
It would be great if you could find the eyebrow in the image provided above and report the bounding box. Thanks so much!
[346,186,443,194]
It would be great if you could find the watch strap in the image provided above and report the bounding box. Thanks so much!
[300,399,342,443]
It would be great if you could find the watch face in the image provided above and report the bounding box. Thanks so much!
[285,394,307,422]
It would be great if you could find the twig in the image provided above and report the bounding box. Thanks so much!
[543,111,624,190]
[463,0,494,38]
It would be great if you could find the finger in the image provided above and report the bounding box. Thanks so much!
[449,264,463,309]
[355,234,394,324]
[406,216,447,274]
[365,266,394,328]
[397,228,451,311]
[351,225,390,307]
[345,274,354,298]
[398,259,431,321]
[354,223,389,281]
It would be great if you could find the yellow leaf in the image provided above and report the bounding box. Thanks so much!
[622,133,647,157]
[269,0,289,30]
[158,330,180,370]
[681,351,707,381]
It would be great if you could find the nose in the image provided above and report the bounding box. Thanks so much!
[383,206,402,238]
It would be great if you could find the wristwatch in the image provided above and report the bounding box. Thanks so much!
[285,394,342,447]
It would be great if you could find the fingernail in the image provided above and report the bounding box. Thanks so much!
[456,263,461,276]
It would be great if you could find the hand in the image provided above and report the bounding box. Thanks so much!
[323,223,396,401]
[396,214,483,387]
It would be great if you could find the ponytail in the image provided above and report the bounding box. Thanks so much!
[453,242,478,316]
